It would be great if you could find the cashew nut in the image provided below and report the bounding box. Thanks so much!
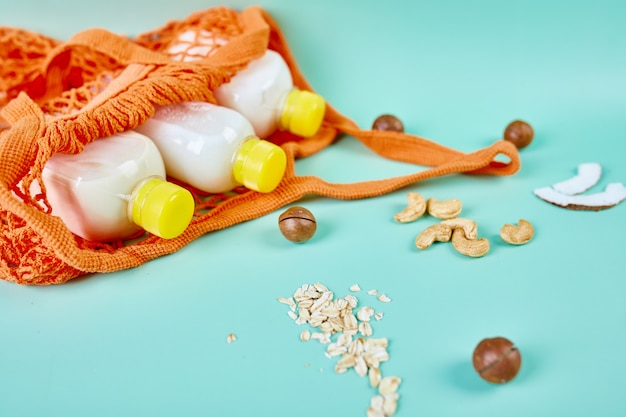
[451,228,490,258]
[415,223,453,250]
[440,217,478,240]
[394,192,426,223]
[500,219,534,245]
[426,197,462,219]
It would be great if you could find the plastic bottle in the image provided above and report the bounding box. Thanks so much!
[213,49,326,139]
[134,101,287,194]
[166,32,325,139]
[40,130,195,242]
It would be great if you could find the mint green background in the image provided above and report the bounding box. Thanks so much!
[1,1,626,416]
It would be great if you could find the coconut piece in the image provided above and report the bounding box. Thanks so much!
[552,162,602,195]
[534,183,626,211]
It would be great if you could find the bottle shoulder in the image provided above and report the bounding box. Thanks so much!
[215,50,293,98]
[43,131,162,182]
[143,102,255,151]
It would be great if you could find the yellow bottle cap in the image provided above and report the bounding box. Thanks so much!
[280,89,326,137]
[233,137,287,193]
[130,178,195,239]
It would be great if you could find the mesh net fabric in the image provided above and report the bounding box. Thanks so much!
[0,6,520,285]
[0,27,57,108]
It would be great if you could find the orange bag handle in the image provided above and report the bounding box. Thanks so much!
[255,7,519,178]
[38,7,271,101]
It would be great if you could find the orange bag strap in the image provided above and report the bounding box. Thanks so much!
[253,7,519,199]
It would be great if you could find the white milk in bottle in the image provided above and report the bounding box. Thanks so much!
[40,131,195,241]
[213,50,326,139]
[135,101,287,194]
[166,30,326,139]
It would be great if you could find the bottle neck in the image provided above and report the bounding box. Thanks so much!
[127,176,194,239]
[232,136,259,187]
[277,88,298,132]
[276,88,326,137]
[127,176,163,223]
[231,136,287,193]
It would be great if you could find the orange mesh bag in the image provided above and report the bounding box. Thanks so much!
[0,6,520,285]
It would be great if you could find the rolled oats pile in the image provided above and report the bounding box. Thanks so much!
[279,282,402,417]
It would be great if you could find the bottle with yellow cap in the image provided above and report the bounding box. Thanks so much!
[134,101,287,194]
[40,130,195,242]
[212,50,326,139]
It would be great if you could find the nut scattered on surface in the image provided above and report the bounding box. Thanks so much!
[226,333,237,343]
[278,206,317,243]
[451,228,490,258]
[372,114,404,133]
[394,192,426,223]
[426,197,463,219]
[500,219,534,245]
[440,217,478,240]
[504,120,534,149]
[415,223,453,250]
[472,337,522,384]
[415,217,491,257]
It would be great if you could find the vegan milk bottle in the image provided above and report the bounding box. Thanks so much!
[135,101,287,194]
[213,49,326,139]
[167,30,326,138]
[40,131,195,241]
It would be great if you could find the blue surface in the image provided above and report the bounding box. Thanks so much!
[1,1,626,416]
